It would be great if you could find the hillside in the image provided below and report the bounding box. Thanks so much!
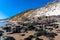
[9,1,60,21]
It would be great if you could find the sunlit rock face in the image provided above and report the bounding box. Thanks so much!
[9,1,60,21]
[28,2,60,18]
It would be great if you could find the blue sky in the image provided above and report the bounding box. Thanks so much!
[0,0,54,19]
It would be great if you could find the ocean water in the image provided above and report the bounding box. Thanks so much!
[0,20,7,27]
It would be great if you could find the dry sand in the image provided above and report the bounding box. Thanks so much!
[3,29,60,40]
[1,22,60,40]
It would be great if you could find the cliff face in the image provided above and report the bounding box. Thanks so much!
[9,1,60,21]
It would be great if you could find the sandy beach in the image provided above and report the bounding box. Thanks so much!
[1,22,60,40]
